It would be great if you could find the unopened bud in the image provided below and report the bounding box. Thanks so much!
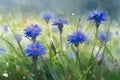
[50,39,56,54]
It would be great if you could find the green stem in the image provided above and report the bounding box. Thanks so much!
[85,22,92,31]
[105,45,114,58]
[92,27,98,53]
[83,42,102,80]
[88,27,99,64]
[32,60,38,80]
[60,32,63,54]
[76,17,81,31]
[46,23,50,38]
[2,17,29,62]
[75,46,84,75]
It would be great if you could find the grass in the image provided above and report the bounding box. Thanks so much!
[0,13,120,80]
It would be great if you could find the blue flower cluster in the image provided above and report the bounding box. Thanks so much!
[40,12,68,34]
[24,24,46,62]
[23,10,108,62]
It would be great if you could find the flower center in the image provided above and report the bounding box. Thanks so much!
[31,27,35,31]
[33,47,37,51]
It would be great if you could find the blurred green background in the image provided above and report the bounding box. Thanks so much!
[0,0,120,22]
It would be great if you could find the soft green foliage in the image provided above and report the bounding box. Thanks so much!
[0,14,120,80]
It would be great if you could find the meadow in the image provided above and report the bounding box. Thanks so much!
[0,11,120,80]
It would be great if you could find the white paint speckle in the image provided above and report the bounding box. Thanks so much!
[2,73,9,77]
[23,76,25,79]
[72,13,75,16]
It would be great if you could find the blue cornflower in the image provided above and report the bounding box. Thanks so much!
[25,42,46,62]
[98,32,106,41]
[88,10,107,28]
[97,32,112,42]
[52,18,68,26]
[41,12,54,24]
[3,25,9,32]
[0,48,6,53]
[115,30,119,36]
[24,24,42,39]
[67,51,75,58]
[15,34,22,42]
[98,32,112,42]
[97,53,107,66]
[67,31,86,47]
[52,18,68,33]
[97,53,103,61]
[97,53,103,65]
